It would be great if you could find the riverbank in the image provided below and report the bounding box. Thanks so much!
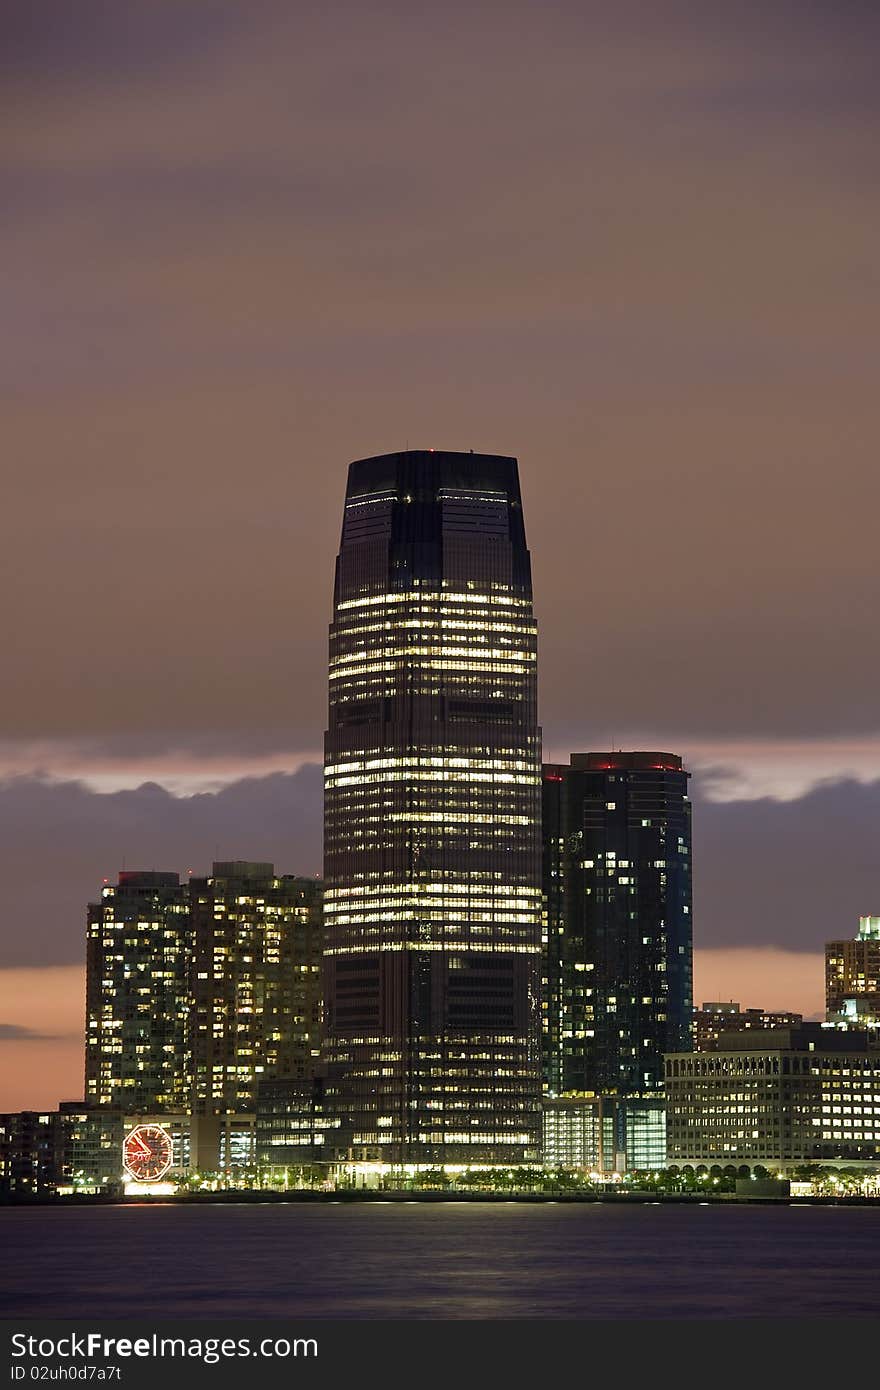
[3,1188,879,1206]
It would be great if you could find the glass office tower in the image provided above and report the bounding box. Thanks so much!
[323,450,542,1165]
[543,752,693,1097]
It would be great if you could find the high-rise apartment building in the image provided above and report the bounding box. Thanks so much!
[85,871,190,1111]
[190,861,323,1116]
[322,450,542,1165]
[542,752,693,1096]
[826,916,880,1028]
[86,863,323,1152]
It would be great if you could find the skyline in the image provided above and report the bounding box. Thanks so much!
[2,507,878,1108]
[1,437,876,1108]
[3,2,879,1112]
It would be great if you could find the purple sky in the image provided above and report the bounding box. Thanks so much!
[2,2,879,1102]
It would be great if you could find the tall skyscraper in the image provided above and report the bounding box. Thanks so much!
[323,450,542,1165]
[190,861,323,1117]
[542,752,693,1097]
[86,871,190,1111]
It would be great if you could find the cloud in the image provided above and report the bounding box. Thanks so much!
[0,768,323,968]
[0,766,875,971]
[0,1022,57,1041]
[691,775,880,950]
[0,0,254,87]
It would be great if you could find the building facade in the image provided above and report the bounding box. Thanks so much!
[0,1111,59,1195]
[541,1094,666,1172]
[666,1025,880,1167]
[826,916,880,1028]
[56,1102,124,1192]
[86,871,191,1112]
[120,1112,256,1183]
[255,1076,337,1168]
[322,450,543,1165]
[542,752,693,1097]
[190,861,323,1118]
[694,1002,803,1052]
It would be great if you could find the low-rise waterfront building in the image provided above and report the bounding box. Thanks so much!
[56,1102,124,1192]
[666,1024,880,1170]
[542,1093,666,1172]
[0,1110,59,1195]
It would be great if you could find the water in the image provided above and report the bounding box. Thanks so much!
[3,1203,880,1319]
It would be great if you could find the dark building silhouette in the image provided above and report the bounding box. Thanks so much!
[543,752,693,1096]
[694,1001,802,1052]
[0,1110,60,1196]
[322,450,542,1164]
